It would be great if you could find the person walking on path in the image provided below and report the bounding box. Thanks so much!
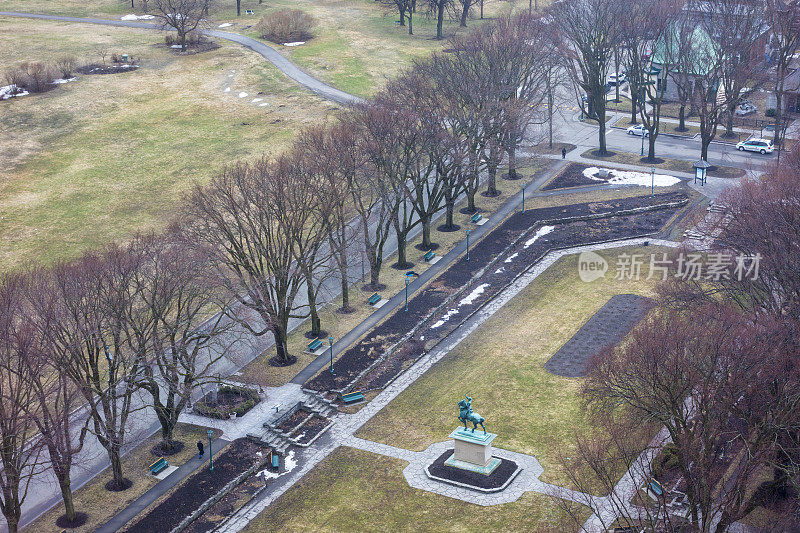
[197,441,204,458]
[562,147,567,159]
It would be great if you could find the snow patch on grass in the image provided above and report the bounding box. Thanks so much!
[583,166,681,187]
[283,41,306,47]
[121,14,154,20]
[523,225,555,249]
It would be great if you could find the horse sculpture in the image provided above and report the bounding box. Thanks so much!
[458,396,486,433]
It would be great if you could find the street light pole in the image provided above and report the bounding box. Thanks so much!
[641,127,645,156]
[651,166,655,197]
[207,429,214,472]
[328,336,335,375]
[522,186,525,213]
[466,229,471,261]
[404,276,409,312]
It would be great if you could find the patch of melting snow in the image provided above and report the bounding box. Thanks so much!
[0,84,29,100]
[218,22,233,28]
[223,87,231,92]
[430,308,459,329]
[523,225,555,249]
[495,267,505,274]
[459,283,490,307]
[259,102,270,107]
[252,97,263,103]
[52,77,77,84]
[283,41,306,47]
[504,252,518,264]
[121,13,154,20]
[238,92,248,98]
[583,166,681,187]
[258,450,298,480]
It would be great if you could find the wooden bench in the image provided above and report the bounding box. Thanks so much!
[271,452,280,469]
[149,457,169,475]
[423,250,436,262]
[245,9,254,14]
[341,391,365,404]
[470,212,483,223]
[307,338,323,352]
[367,293,381,305]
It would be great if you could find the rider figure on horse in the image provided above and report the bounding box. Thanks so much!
[458,395,486,434]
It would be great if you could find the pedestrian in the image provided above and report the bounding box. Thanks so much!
[197,440,204,458]
[561,147,567,159]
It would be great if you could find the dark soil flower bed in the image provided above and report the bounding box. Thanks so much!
[276,407,312,434]
[182,474,264,533]
[295,415,330,445]
[427,450,519,490]
[123,438,268,533]
[542,162,601,190]
[194,385,260,419]
[76,63,140,75]
[305,191,687,394]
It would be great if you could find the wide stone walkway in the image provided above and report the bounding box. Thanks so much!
[221,236,681,532]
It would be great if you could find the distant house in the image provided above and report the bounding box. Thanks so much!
[771,62,800,113]
[650,25,719,103]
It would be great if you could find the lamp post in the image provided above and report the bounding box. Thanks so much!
[651,166,655,197]
[328,336,335,375]
[404,276,409,312]
[207,429,214,472]
[466,229,471,261]
[522,185,525,213]
[641,127,646,156]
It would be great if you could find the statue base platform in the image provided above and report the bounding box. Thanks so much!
[448,427,499,475]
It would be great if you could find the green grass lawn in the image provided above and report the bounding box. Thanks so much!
[0,18,333,269]
[355,247,664,489]
[241,447,583,533]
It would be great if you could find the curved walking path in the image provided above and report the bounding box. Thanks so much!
[0,11,362,105]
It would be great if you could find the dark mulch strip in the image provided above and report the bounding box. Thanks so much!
[541,162,599,190]
[276,408,311,434]
[76,63,140,75]
[296,415,330,445]
[124,439,267,533]
[182,475,265,533]
[55,512,88,528]
[427,450,518,489]
[305,192,687,394]
[195,388,260,419]
[544,294,654,378]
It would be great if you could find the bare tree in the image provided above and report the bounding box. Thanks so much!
[0,274,44,533]
[186,159,311,365]
[455,0,478,27]
[551,0,617,155]
[426,0,453,39]
[380,0,415,34]
[153,0,212,51]
[129,231,233,453]
[765,0,800,156]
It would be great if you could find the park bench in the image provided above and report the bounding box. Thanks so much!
[648,478,664,497]
[245,9,254,14]
[341,391,365,404]
[307,338,324,353]
[149,457,169,475]
[367,293,382,306]
[423,250,436,262]
[271,452,280,469]
[470,212,483,224]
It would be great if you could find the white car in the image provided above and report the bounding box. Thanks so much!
[608,72,627,86]
[626,124,649,137]
[736,138,774,154]
[735,102,757,116]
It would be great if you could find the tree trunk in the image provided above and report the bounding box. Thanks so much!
[507,142,517,179]
[678,104,687,131]
[630,89,637,124]
[421,215,432,249]
[58,473,76,522]
[179,31,187,51]
[131,0,134,9]
[237,0,241,16]
[486,160,498,196]
[273,324,290,363]
[725,108,734,137]
[774,90,783,148]
[307,281,320,337]
[396,231,408,267]
[368,250,381,288]
[466,186,477,212]
[647,134,656,161]
[480,0,483,18]
[701,136,710,161]
[3,512,19,533]
[436,1,444,39]
[460,1,469,26]
[445,200,455,228]
[340,273,349,310]
[109,444,125,489]
[399,5,406,26]
[408,11,413,35]
[597,104,608,155]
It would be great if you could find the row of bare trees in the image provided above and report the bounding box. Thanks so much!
[553,0,796,162]
[0,11,561,531]
[0,233,234,531]
[556,150,800,531]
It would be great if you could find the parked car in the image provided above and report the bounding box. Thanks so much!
[736,138,774,154]
[626,124,649,137]
[735,102,757,116]
[608,72,627,86]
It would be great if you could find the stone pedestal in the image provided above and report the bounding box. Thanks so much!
[445,427,501,475]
